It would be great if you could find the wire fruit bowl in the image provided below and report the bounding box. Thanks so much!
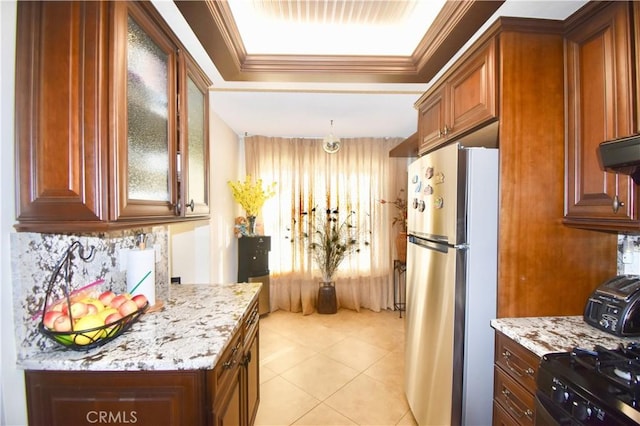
[39,301,148,351]
[37,241,149,351]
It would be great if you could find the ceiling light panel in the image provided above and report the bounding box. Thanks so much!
[227,0,446,56]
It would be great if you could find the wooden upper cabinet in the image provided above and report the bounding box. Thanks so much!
[417,88,446,153]
[14,1,210,232]
[446,40,497,140]
[181,53,212,217]
[110,1,179,221]
[416,39,497,154]
[15,2,109,226]
[564,1,639,231]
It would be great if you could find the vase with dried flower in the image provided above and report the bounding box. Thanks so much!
[227,175,276,236]
[380,189,408,262]
[298,207,368,314]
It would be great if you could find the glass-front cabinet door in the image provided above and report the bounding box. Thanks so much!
[180,54,211,217]
[111,1,178,221]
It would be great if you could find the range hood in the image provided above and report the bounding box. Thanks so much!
[598,134,640,184]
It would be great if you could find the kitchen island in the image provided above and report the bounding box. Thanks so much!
[18,283,262,426]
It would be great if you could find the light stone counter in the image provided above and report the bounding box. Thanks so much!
[491,316,640,358]
[17,283,261,371]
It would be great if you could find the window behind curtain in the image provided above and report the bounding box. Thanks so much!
[245,135,400,280]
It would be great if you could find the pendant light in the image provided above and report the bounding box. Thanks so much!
[322,120,341,154]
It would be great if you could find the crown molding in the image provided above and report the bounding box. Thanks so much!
[174,0,504,83]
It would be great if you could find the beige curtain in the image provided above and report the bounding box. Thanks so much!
[245,135,407,315]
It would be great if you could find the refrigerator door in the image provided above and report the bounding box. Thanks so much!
[405,235,460,426]
[407,143,462,244]
[405,144,498,426]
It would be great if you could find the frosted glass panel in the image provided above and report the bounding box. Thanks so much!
[187,76,206,205]
[126,16,170,201]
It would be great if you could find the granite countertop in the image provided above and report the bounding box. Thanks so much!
[16,283,261,372]
[491,316,640,358]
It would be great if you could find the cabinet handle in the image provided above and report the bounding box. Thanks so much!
[502,349,534,377]
[223,341,242,369]
[442,125,449,136]
[187,199,195,212]
[242,350,252,367]
[501,388,533,420]
[612,195,624,213]
[247,309,258,326]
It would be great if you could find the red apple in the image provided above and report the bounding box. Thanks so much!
[62,301,88,319]
[49,302,64,312]
[69,302,88,320]
[43,310,63,329]
[98,290,116,306]
[86,303,99,315]
[82,297,104,312]
[131,294,148,309]
[53,314,72,332]
[104,312,123,325]
[109,294,128,309]
[69,293,86,303]
[118,299,138,317]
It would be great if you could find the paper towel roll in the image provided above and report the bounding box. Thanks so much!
[126,248,156,306]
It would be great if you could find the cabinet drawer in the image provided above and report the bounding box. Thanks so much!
[493,400,521,426]
[495,332,538,392]
[215,331,243,391]
[494,367,535,426]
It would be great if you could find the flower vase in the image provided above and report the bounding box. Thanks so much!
[247,215,257,236]
[317,282,337,314]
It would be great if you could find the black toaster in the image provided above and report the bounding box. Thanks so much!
[584,275,640,336]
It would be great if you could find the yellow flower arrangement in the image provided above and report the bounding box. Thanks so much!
[227,175,277,217]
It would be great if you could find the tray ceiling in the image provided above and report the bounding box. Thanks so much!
[174,0,505,83]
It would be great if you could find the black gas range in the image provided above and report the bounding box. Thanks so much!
[536,344,640,425]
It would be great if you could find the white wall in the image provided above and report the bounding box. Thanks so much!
[208,112,244,283]
[169,110,241,284]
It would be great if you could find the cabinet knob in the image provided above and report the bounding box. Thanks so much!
[442,125,449,136]
[187,199,195,212]
[612,195,624,213]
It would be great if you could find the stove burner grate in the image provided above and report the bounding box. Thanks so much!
[571,343,640,405]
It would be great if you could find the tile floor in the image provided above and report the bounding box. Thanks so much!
[255,308,418,426]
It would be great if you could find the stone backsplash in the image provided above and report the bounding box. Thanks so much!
[618,234,640,275]
[11,227,169,353]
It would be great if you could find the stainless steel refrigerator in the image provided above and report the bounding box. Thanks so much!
[404,142,498,426]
